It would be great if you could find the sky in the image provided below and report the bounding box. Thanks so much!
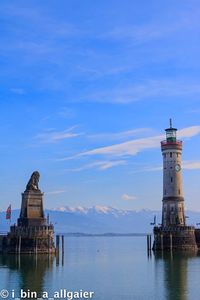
[1,0,200,211]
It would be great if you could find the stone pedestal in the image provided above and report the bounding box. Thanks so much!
[18,190,46,227]
[153,226,198,251]
[6,224,55,254]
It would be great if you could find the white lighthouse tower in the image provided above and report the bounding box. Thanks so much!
[161,119,185,227]
[153,121,197,251]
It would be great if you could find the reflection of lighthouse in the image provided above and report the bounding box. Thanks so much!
[153,121,197,251]
[154,251,197,300]
[161,119,185,227]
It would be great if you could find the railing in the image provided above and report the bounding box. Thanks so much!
[8,225,54,238]
[161,140,182,146]
[154,225,195,233]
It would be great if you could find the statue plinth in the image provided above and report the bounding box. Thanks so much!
[18,189,46,227]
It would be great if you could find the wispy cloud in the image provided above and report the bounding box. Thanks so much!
[0,3,83,72]
[131,160,200,173]
[36,126,82,143]
[187,109,200,114]
[10,88,26,95]
[102,8,200,44]
[121,194,137,201]
[57,107,75,119]
[99,160,126,170]
[178,126,200,139]
[103,24,172,44]
[183,161,200,170]
[81,135,162,157]
[1,4,81,40]
[83,80,200,104]
[67,160,127,172]
[131,165,162,173]
[76,64,135,79]
[71,125,200,159]
[46,190,66,195]
[88,128,152,141]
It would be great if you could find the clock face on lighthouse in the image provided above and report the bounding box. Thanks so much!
[175,164,181,172]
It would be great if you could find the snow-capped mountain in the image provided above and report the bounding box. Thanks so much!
[53,205,131,216]
[0,206,199,234]
[0,206,158,234]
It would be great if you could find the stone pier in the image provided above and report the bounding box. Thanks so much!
[153,226,197,251]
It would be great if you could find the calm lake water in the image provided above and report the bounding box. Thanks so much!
[0,237,200,300]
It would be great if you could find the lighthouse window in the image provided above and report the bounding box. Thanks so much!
[178,189,180,195]
[177,153,179,158]
[171,177,173,182]
[170,152,172,158]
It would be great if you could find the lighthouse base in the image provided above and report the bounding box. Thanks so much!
[153,226,198,251]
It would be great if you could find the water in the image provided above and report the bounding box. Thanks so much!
[0,237,200,300]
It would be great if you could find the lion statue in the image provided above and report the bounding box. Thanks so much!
[26,171,40,191]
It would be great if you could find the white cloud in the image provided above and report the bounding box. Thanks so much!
[122,194,137,201]
[81,135,161,157]
[103,24,170,43]
[46,190,66,195]
[36,126,82,143]
[67,160,127,172]
[178,126,200,139]
[88,128,152,141]
[99,160,126,170]
[187,109,200,114]
[76,125,200,158]
[102,10,200,44]
[183,161,200,170]
[57,107,75,119]
[131,166,162,173]
[131,160,200,173]
[83,80,200,104]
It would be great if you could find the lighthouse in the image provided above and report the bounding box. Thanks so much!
[161,119,185,227]
[153,121,198,251]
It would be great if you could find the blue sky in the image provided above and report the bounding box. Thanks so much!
[1,0,200,211]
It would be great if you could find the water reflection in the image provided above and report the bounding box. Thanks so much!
[154,251,198,300]
[0,255,54,298]
[1,238,200,300]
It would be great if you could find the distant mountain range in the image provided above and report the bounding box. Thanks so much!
[1,206,200,234]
